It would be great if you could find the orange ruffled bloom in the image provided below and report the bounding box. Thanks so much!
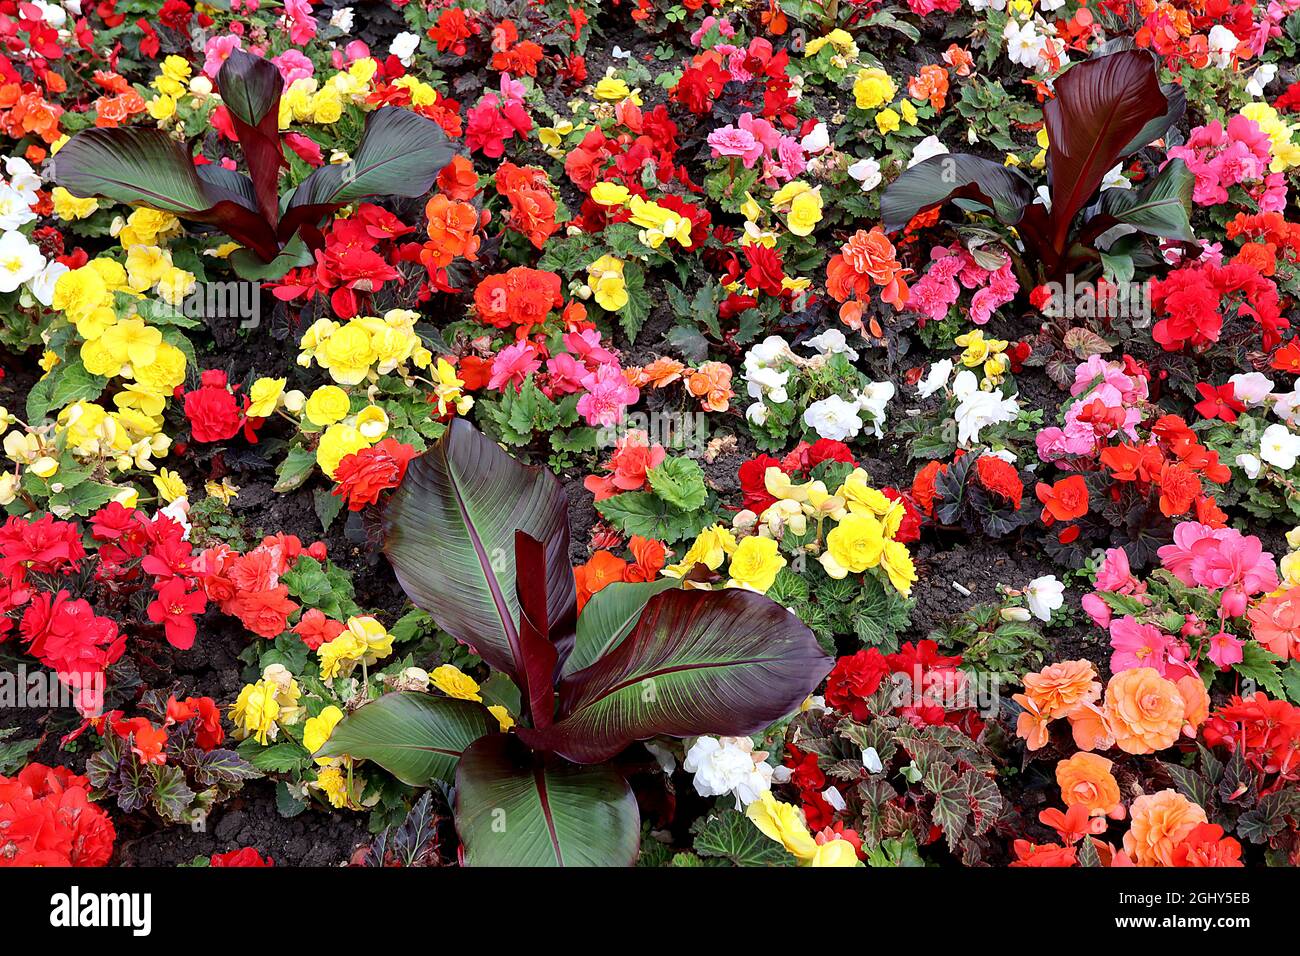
[1022,659,1102,720]
[1056,752,1121,817]
[684,361,734,413]
[1123,789,1207,867]
[1105,667,1186,754]
[825,227,911,313]
[573,550,628,612]
[422,194,481,269]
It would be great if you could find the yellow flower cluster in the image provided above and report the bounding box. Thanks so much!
[955,329,1011,388]
[146,55,194,123]
[733,466,917,597]
[317,616,394,681]
[747,792,860,866]
[770,181,823,238]
[590,184,694,251]
[586,254,628,311]
[230,664,303,746]
[280,58,379,127]
[298,309,432,386]
[851,66,920,135]
[662,523,786,596]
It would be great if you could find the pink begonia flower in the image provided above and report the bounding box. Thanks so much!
[284,0,317,46]
[544,353,586,396]
[1081,593,1111,629]
[564,328,617,367]
[707,125,762,167]
[1109,615,1173,675]
[273,50,314,84]
[1208,631,1244,668]
[577,364,640,427]
[203,35,244,77]
[1095,547,1141,594]
[690,15,735,46]
[488,342,541,392]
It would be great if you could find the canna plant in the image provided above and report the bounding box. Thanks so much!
[881,46,1193,284]
[317,419,833,866]
[48,49,456,279]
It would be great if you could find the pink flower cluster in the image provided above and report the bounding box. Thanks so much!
[488,328,640,428]
[1166,115,1287,212]
[1158,522,1279,617]
[1036,356,1147,463]
[905,242,1019,327]
[466,75,532,158]
[706,111,805,183]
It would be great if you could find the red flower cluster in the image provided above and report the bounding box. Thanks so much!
[671,37,795,126]
[974,455,1024,509]
[331,437,417,511]
[195,534,326,639]
[1202,693,1300,790]
[427,6,477,54]
[272,203,420,318]
[0,763,116,867]
[1150,260,1287,353]
[565,102,685,194]
[183,369,258,444]
[488,20,543,76]
[210,847,275,866]
[1099,415,1230,520]
[825,640,983,735]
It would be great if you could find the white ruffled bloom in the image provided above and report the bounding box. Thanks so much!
[1207,25,1238,69]
[916,359,953,399]
[0,231,45,294]
[0,183,35,232]
[908,135,948,169]
[1003,20,1046,70]
[1236,453,1262,480]
[953,379,1019,446]
[805,328,858,360]
[1273,387,1300,424]
[1024,575,1064,622]
[847,157,882,192]
[856,380,895,438]
[389,32,421,66]
[683,736,773,809]
[1247,64,1277,98]
[1259,424,1300,471]
[1230,372,1274,406]
[800,122,830,154]
[329,7,355,32]
[804,394,863,441]
[27,259,66,307]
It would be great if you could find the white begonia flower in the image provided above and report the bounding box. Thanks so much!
[27,259,66,307]
[800,122,830,154]
[847,157,882,192]
[916,359,954,399]
[0,184,35,232]
[683,736,773,809]
[804,394,864,442]
[0,231,45,294]
[805,328,858,360]
[1100,163,1131,191]
[388,31,421,66]
[746,402,770,426]
[1247,63,1277,98]
[1273,387,1300,424]
[856,380,895,438]
[952,368,980,401]
[862,747,883,773]
[746,365,790,404]
[1229,372,1274,406]
[4,158,42,204]
[1236,453,1262,480]
[1207,25,1238,69]
[954,389,1020,446]
[1259,423,1300,471]
[907,135,948,169]
[1024,574,1064,622]
[1003,20,1045,70]
[329,7,355,32]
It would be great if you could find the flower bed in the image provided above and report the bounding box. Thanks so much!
[0,0,1299,869]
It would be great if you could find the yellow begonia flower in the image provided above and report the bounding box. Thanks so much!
[666,524,737,577]
[247,377,285,418]
[900,99,919,127]
[488,705,515,731]
[317,423,368,478]
[51,187,99,221]
[876,108,901,135]
[826,513,886,574]
[305,385,351,427]
[746,792,818,861]
[587,255,628,311]
[594,77,639,103]
[430,664,482,701]
[303,705,345,765]
[355,405,389,441]
[590,182,630,206]
[153,468,187,503]
[853,67,896,111]
[810,839,861,867]
[726,536,786,593]
[881,540,917,596]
